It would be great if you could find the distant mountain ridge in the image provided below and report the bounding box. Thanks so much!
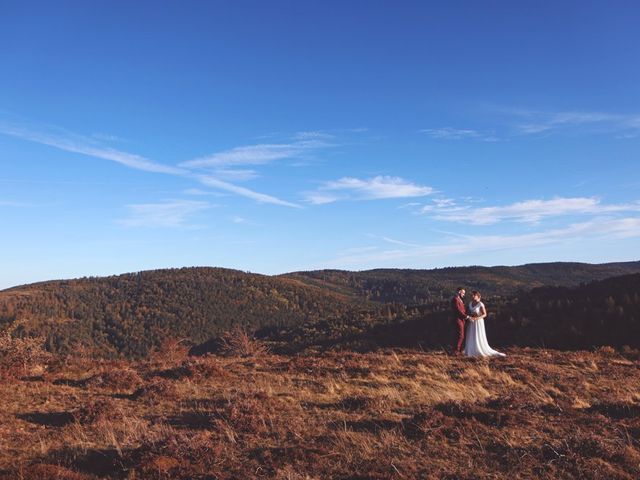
[283,261,640,304]
[1,261,639,357]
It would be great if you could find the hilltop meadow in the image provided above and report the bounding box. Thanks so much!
[0,341,639,479]
[0,262,639,478]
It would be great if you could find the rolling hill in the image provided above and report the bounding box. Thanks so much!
[1,261,639,358]
[268,272,640,353]
[0,267,365,357]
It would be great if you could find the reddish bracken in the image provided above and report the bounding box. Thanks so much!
[1,348,639,479]
[132,378,180,403]
[84,367,143,391]
[0,331,52,379]
[159,357,228,381]
[72,398,125,425]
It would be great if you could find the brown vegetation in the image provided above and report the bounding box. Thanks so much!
[1,347,639,479]
[0,326,52,379]
[219,326,271,357]
[3,262,640,359]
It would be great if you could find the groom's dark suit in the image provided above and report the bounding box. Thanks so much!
[451,294,467,354]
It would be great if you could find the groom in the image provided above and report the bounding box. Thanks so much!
[451,287,470,355]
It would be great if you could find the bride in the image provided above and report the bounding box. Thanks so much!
[464,291,506,358]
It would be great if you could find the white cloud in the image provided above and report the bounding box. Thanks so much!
[307,176,433,204]
[196,174,301,208]
[182,143,302,168]
[421,127,499,142]
[183,188,227,197]
[90,132,124,142]
[433,198,456,208]
[0,118,302,208]
[0,121,184,175]
[293,131,334,141]
[326,217,640,267]
[508,109,640,137]
[305,193,342,205]
[181,136,330,170]
[445,106,640,139]
[366,234,421,248]
[230,216,260,226]
[210,169,259,182]
[423,197,640,225]
[118,200,211,228]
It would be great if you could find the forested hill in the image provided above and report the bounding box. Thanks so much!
[1,261,639,358]
[283,261,640,305]
[267,272,640,353]
[0,267,367,358]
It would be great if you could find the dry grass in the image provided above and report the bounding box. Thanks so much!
[0,347,639,479]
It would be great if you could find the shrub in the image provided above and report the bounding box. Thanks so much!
[150,337,191,365]
[0,330,52,378]
[596,345,616,356]
[219,326,270,358]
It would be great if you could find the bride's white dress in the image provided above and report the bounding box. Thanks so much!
[464,301,505,358]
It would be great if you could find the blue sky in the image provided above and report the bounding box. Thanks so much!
[1,1,640,289]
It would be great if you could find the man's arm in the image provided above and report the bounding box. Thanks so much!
[454,298,468,321]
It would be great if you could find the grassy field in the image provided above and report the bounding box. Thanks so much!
[1,344,639,479]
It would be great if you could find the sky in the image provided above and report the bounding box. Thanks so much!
[1,1,640,289]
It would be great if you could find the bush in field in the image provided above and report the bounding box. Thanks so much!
[219,326,270,358]
[0,329,52,378]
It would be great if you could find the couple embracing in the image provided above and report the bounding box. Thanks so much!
[451,287,505,358]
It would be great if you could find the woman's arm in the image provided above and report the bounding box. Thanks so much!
[478,303,487,320]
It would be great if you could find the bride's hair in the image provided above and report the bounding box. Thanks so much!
[471,290,481,297]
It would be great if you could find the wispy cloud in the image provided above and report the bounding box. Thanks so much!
[0,200,36,207]
[182,143,302,168]
[183,188,228,197]
[0,117,302,208]
[306,176,433,204]
[428,108,640,141]
[230,216,261,226]
[209,169,259,182]
[503,108,640,138]
[196,174,301,208]
[181,135,330,169]
[293,131,334,141]
[366,233,421,248]
[327,217,640,267]
[421,127,499,142]
[422,196,640,225]
[117,200,212,228]
[90,132,124,142]
[0,121,184,175]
